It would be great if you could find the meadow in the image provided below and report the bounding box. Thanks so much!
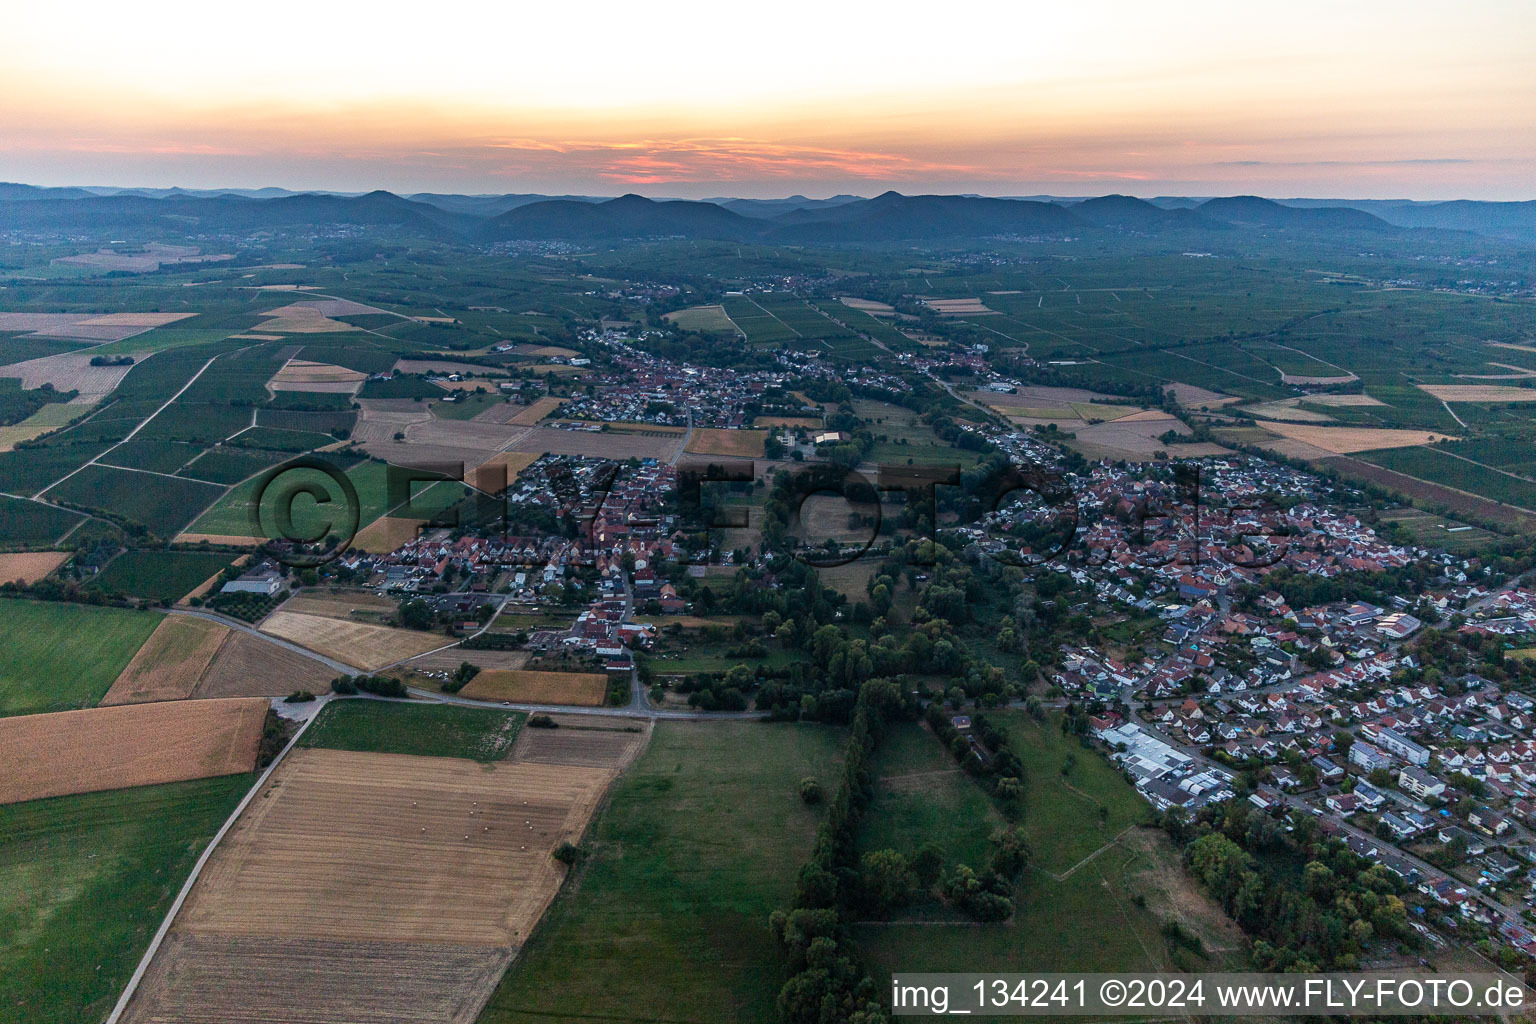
[0,599,162,716]
[299,699,525,762]
[478,721,845,1024]
[849,713,1240,1017]
[0,774,252,1024]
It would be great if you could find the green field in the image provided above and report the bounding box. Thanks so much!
[851,713,1230,1016]
[0,599,162,716]
[0,494,84,546]
[88,549,237,603]
[665,304,741,335]
[0,774,252,1024]
[45,463,225,538]
[479,721,845,1024]
[299,699,524,761]
[859,721,1004,871]
[432,393,506,420]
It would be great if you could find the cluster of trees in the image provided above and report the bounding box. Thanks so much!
[330,674,407,698]
[441,661,481,694]
[1167,801,1415,971]
[769,677,909,1024]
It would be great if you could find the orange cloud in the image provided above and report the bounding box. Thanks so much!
[484,137,988,184]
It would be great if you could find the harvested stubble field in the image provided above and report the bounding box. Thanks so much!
[101,614,232,705]
[0,550,68,583]
[684,428,767,458]
[174,747,616,944]
[506,395,563,426]
[194,630,334,698]
[0,697,268,805]
[260,610,447,671]
[1256,422,1455,454]
[510,717,648,768]
[120,735,638,1024]
[279,588,399,621]
[1418,384,1536,402]
[353,514,426,552]
[754,415,822,428]
[415,647,531,672]
[459,669,609,706]
[124,935,513,1024]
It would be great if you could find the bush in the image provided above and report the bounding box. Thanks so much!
[552,841,582,865]
[528,713,558,729]
[283,690,316,703]
[797,776,822,805]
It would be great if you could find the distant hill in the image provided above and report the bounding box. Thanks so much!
[408,192,606,217]
[0,189,458,238]
[480,194,757,241]
[0,182,97,201]
[1196,195,1391,231]
[1064,194,1219,231]
[765,191,1082,243]
[716,195,864,219]
[10,182,1509,244]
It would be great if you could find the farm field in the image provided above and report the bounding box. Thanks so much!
[123,727,635,1024]
[1254,422,1456,454]
[194,629,335,698]
[458,669,609,706]
[260,610,448,670]
[0,550,68,584]
[88,548,237,602]
[172,747,613,944]
[1355,444,1536,511]
[45,463,225,537]
[300,699,525,761]
[479,721,844,1024]
[664,304,740,334]
[0,696,268,804]
[0,599,163,716]
[0,494,85,546]
[102,614,233,704]
[0,775,252,1024]
[279,587,400,622]
[683,428,767,458]
[506,395,563,426]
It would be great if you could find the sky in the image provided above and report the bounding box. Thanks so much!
[2,0,1533,200]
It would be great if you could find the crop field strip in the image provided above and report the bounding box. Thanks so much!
[101,615,233,705]
[0,697,269,805]
[122,726,639,1024]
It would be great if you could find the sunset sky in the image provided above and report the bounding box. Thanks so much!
[3,0,1532,199]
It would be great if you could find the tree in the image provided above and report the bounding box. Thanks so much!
[398,598,434,631]
[798,777,823,805]
[860,849,916,916]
